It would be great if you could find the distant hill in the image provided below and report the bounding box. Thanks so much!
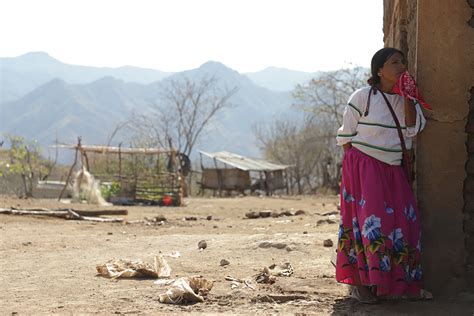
[245,67,321,91]
[0,60,294,158]
[0,52,173,103]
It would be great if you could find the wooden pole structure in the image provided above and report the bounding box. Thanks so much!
[58,137,81,201]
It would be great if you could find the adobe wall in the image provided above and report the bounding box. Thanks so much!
[383,0,474,295]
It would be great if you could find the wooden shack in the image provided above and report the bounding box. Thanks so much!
[199,151,290,196]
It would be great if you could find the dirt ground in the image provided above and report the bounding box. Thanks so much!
[1,195,473,315]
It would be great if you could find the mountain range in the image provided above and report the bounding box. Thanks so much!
[1,52,317,159]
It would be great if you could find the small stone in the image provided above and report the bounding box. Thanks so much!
[185,216,197,221]
[259,210,273,218]
[285,246,293,252]
[213,225,218,228]
[303,231,308,234]
[280,210,293,217]
[206,215,213,220]
[198,240,207,250]
[153,215,167,222]
[245,211,260,219]
[21,241,32,246]
[258,241,288,250]
[323,239,334,247]
[295,210,305,216]
[107,232,113,235]
[220,259,230,266]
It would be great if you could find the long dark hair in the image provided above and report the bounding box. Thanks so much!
[364,47,404,116]
[368,47,404,85]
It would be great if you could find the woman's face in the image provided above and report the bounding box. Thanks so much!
[378,52,406,86]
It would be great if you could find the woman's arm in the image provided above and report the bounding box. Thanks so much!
[404,97,416,127]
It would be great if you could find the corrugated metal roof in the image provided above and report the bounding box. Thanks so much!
[199,151,290,171]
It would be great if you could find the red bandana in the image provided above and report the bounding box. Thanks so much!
[391,71,432,110]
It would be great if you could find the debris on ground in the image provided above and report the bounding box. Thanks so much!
[154,279,175,286]
[255,267,276,284]
[245,208,307,219]
[96,255,171,279]
[158,277,214,304]
[220,259,230,266]
[255,261,294,284]
[251,294,308,303]
[268,262,294,277]
[0,207,126,222]
[225,276,256,290]
[184,216,198,221]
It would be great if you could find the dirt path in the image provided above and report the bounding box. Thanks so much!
[1,195,473,314]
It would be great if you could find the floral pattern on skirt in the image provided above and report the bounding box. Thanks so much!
[336,147,422,297]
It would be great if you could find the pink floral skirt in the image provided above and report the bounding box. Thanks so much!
[336,147,422,297]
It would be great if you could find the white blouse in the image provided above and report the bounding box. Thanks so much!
[336,87,426,165]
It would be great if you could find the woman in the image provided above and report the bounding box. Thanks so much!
[335,47,428,303]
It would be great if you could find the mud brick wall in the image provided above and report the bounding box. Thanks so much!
[384,0,474,294]
[466,87,474,287]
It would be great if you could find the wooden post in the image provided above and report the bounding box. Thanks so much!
[58,138,80,201]
[213,158,222,197]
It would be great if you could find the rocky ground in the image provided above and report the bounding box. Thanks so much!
[1,195,473,315]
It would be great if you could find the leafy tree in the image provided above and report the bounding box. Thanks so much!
[0,135,54,197]
[255,67,367,193]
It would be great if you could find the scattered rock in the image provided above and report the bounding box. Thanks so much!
[316,219,337,225]
[279,210,293,217]
[323,239,334,247]
[220,259,230,266]
[198,240,207,250]
[258,241,287,249]
[206,215,213,220]
[21,241,32,246]
[107,232,113,235]
[151,215,167,222]
[213,225,218,229]
[303,231,308,234]
[185,216,197,221]
[245,211,260,219]
[259,210,273,218]
[320,210,338,216]
[328,214,337,220]
[295,210,306,216]
[285,246,293,252]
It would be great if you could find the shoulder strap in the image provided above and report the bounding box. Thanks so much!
[373,86,409,154]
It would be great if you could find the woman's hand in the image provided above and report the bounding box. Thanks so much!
[343,143,352,152]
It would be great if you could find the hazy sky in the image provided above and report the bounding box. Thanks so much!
[0,0,383,73]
